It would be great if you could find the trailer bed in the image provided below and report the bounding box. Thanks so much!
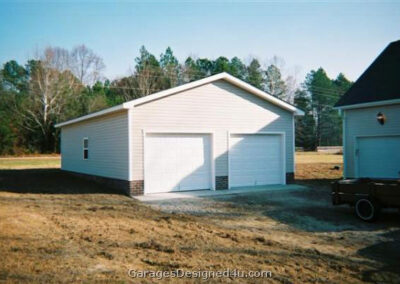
[332,178,400,221]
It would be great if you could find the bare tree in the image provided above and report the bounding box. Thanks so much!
[264,56,301,103]
[17,47,83,151]
[70,45,105,86]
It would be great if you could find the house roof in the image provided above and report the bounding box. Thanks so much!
[55,72,304,128]
[335,40,400,109]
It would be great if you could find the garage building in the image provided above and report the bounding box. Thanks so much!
[335,40,400,179]
[55,73,304,195]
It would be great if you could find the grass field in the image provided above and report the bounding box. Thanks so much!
[0,153,399,283]
[0,156,60,169]
[296,151,343,164]
[0,153,340,169]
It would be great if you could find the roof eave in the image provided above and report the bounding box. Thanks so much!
[54,104,128,128]
[334,98,400,110]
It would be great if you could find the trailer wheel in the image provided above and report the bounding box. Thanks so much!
[355,199,380,222]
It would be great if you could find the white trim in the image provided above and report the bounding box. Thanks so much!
[354,136,360,178]
[143,130,216,195]
[55,72,304,128]
[354,134,400,178]
[55,104,127,128]
[227,130,231,190]
[228,132,286,189]
[141,128,216,134]
[335,98,400,110]
[282,133,287,184]
[211,133,216,191]
[82,137,89,160]
[342,111,347,178]
[127,108,134,181]
[142,129,146,191]
[292,113,296,173]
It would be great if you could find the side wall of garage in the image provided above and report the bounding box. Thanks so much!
[130,79,295,193]
[61,111,130,185]
[344,103,400,178]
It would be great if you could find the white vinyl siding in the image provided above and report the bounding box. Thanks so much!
[61,111,129,180]
[344,104,400,178]
[131,80,294,181]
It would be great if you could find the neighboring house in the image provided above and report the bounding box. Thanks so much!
[335,40,400,179]
[55,72,304,196]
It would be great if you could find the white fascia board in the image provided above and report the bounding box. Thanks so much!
[334,98,400,110]
[221,74,304,116]
[55,104,128,128]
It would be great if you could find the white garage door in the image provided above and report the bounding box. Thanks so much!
[358,135,400,178]
[145,133,212,194]
[229,134,284,187]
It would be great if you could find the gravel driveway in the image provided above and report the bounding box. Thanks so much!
[144,181,400,282]
[145,183,399,231]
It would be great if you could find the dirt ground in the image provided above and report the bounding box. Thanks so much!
[0,154,399,283]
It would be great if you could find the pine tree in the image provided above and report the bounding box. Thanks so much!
[294,89,316,150]
[246,59,263,89]
[229,57,247,80]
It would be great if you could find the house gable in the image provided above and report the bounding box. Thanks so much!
[55,72,303,128]
[335,40,400,108]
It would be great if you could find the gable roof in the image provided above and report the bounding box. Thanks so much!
[335,40,400,109]
[55,72,304,128]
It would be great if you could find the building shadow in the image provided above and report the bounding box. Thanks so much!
[357,229,400,281]
[0,168,118,194]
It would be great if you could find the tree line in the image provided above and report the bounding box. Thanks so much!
[0,45,352,155]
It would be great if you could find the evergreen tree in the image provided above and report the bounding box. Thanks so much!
[183,56,204,82]
[212,57,230,74]
[160,47,180,88]
[246,59,263,89]
[133,46,163,97]
[294,89,316,150]
[304,68,351,146]
[229,57,247,80]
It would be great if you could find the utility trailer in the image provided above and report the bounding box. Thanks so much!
[332,178,400,221]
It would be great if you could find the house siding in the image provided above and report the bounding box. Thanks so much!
[344,103,400,178]
[130,80,294,181]
[61,111,130,181]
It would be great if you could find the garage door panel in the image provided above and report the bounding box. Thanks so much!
[145,133,212,194]
[358,136,400,178]
[230,134,284,187]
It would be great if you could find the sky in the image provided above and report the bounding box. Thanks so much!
[0,0,399,83]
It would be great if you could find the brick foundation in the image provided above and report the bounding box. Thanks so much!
[64,171,294,196]
[129,180,144,196]
[216,176,228,190]
[286,172,295,183]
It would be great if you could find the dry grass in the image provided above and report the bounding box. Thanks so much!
[296,152,343,164]
[0,156,60,169]
[0,153,399,283]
